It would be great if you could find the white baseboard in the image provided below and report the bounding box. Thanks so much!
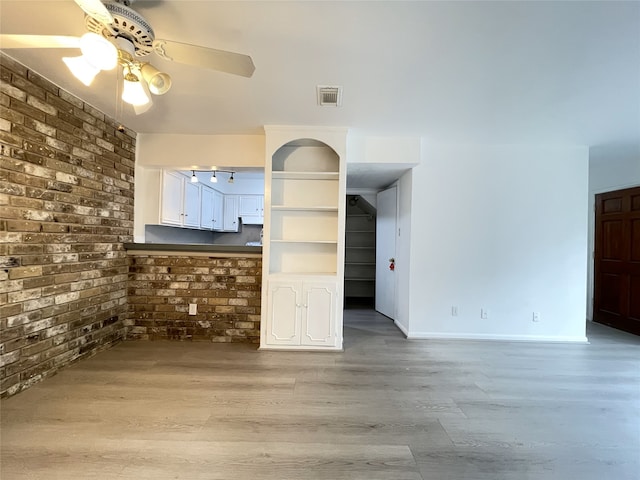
[405,332,590,343]
[394,320,410,337]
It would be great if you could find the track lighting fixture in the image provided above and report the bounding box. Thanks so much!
[189,169,236,184]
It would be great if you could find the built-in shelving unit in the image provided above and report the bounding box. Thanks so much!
[344,196,376,306]
[260,127,347,351]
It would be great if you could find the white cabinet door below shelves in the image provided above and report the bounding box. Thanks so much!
[266,281,301,345]
[301,282,337,347]
[265,279,337,348]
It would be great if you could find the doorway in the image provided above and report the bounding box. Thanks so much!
[593,186,640,335]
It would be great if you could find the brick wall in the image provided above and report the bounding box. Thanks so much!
[127,254,261,343]
[0,53,135,397]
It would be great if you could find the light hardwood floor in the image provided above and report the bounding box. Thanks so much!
[1,310,639,479]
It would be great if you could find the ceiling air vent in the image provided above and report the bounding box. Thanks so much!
[317,85,343,107]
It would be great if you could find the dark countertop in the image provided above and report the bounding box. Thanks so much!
[124,243,262,254]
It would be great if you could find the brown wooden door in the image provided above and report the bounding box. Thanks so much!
[594,186,640,335]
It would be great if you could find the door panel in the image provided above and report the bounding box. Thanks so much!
[602,221,623,259]
[376,187,397,319]
[302,282,336,346]
[267,281,300,344]
[594,186,640,335]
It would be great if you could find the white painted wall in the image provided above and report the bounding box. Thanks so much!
[586,148,640,319]
[407,144,589,342]
[136,134,265,168]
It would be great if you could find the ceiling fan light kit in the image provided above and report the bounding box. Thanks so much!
[1,0,255,113]
[79,31,117,70]
[122,65,150,106]
[140,63,171,95]
[63,31,117,86]
[62,54,101,86]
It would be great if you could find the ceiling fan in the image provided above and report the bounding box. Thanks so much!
[0,0,255,113]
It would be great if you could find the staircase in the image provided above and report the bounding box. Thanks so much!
[344,195,376,308]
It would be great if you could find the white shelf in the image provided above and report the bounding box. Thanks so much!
[271,239,338,244]
[272,171,339,180]
[268,272,338,279]
[271,205,338,212]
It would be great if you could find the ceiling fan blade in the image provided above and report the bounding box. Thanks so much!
[74,0,114,25]
[0,34,81,49]
[152,39,255,78]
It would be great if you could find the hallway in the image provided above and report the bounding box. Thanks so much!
[1,310,638,479]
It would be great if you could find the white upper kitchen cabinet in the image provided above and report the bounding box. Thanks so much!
[222,194,239,232]
[239,195,264,224]
[160,170,201,228]
[200,186,215,230]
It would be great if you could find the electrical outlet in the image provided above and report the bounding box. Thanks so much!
[481,308,488,319]
[188,303,197,315]
[451,306,458,316]
[532,312,540,322]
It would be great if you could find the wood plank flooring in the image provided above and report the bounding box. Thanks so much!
[1,310,639,479]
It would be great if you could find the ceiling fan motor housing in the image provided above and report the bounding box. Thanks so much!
[85,1,155,57]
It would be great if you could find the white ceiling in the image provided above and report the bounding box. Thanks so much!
[1,0,638,189]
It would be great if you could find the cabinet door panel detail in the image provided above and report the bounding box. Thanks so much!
[267,282,301,344]
[302,283,336,346]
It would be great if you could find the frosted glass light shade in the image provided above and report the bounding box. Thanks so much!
[80,32,117,71]
[63,55,100,86]
[122,74,150,106]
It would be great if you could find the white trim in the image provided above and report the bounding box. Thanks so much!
[406,332,590,343]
